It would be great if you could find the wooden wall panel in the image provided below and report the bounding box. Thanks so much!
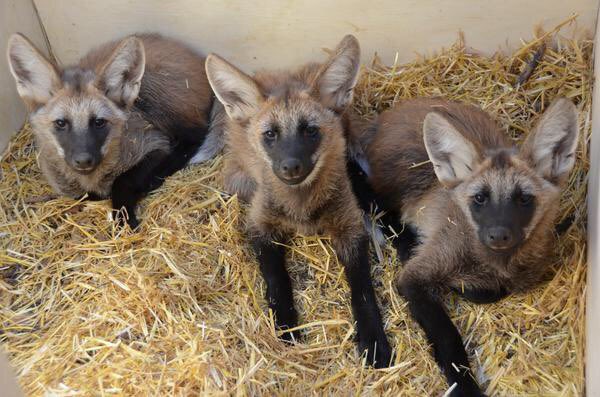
[0,0,49,153]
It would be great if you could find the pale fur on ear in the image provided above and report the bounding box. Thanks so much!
[97,36,145,108]
[521,98,579,184]
[6,33,61,109]
[205,54,264,121]
[316,34,361,111]
[423,111,479,186]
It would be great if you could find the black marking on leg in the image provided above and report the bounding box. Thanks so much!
[83,192,105,201]
[346,158,377,214]
[111,149,169,229]
[250,235,300,342]
[555,214,575,236]
[346,158,420,262]
[339,235,392,368]
[399,281,485,396]
[379,209,419,263]
[454,286,509,304]
[147,137,203,189]
[110,130,205,229]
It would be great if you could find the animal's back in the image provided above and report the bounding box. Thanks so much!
[80,33,212,133]
[366,98,510,212]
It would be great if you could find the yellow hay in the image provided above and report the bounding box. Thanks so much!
[0,25,591,395]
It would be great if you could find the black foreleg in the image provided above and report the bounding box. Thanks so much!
[337,235,392,368]
[149,138,203,186]
[379,209,419,263]
[555,214,575,236]
[111,149,170,228]
[110,134,205,228]
[250,235,300,342]
[346,158,419,262]
[399,281,485,396]
[454,286,509,304]
[346,158,377,214]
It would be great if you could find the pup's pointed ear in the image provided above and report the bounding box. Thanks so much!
[97,36,145,108]
[521,98,579,184]
[423,111,480,187]
[314,35,361,112]
[7,33,61,109]
[205,54,264,121]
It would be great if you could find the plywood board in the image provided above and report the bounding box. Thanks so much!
[34,0,597,73]
[587,6,600,396]
[0,0,49,153]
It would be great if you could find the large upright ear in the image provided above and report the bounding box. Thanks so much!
[205,54,264,121]
[6,33,61,109]
[315,35,361,111]
[423,112,480,187]
[521,98,579,184]
[97,37,145,108]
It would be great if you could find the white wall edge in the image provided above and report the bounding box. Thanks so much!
[586,4,600,396]
[0,0,51,154]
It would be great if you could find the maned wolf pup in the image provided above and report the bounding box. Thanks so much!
[353,98,578,395]
[205,35,392,368]
[7,33,224,228]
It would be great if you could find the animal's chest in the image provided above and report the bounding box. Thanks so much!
[38,153,117,198]
[459,249,541,292]
[268,198,333,236]
[272,207,323,236]
[76,171,119,197]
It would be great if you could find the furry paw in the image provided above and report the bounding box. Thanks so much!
[114,209,139,230]
[357,329,393,368]
[278,327,303,344]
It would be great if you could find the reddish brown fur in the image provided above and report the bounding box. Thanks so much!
[350,97,577,392]
[356,98,563,293]
[223,64,362,247]
[80,34,212,131]
[208,36,392,367]
[9,33,214,198]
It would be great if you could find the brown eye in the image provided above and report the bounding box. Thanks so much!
[474,193,487,205]
[264,130,276,140]
[93,118,107,128]
[54,119,67,129]
[306,125,320,137]
[519,193,534,205]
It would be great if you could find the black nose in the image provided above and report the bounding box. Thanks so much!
[280,158,303,179]
[484,226,514,250]
[73,153,94,169]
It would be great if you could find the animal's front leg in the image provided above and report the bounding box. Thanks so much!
[111,149,169,229]
[250,232,300,342]
[454,285,508,304]
[379,208,420,262]
[334,234,392,368]
[346,158,420,262]
[398,277,485,396]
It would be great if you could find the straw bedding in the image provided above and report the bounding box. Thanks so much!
[0,23,591,396]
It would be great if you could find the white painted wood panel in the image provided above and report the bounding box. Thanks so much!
[587,6,600,396]
[34,0,597,71]
[0,0,48,153]
[1,0,592,154]
[0,348,22,397]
